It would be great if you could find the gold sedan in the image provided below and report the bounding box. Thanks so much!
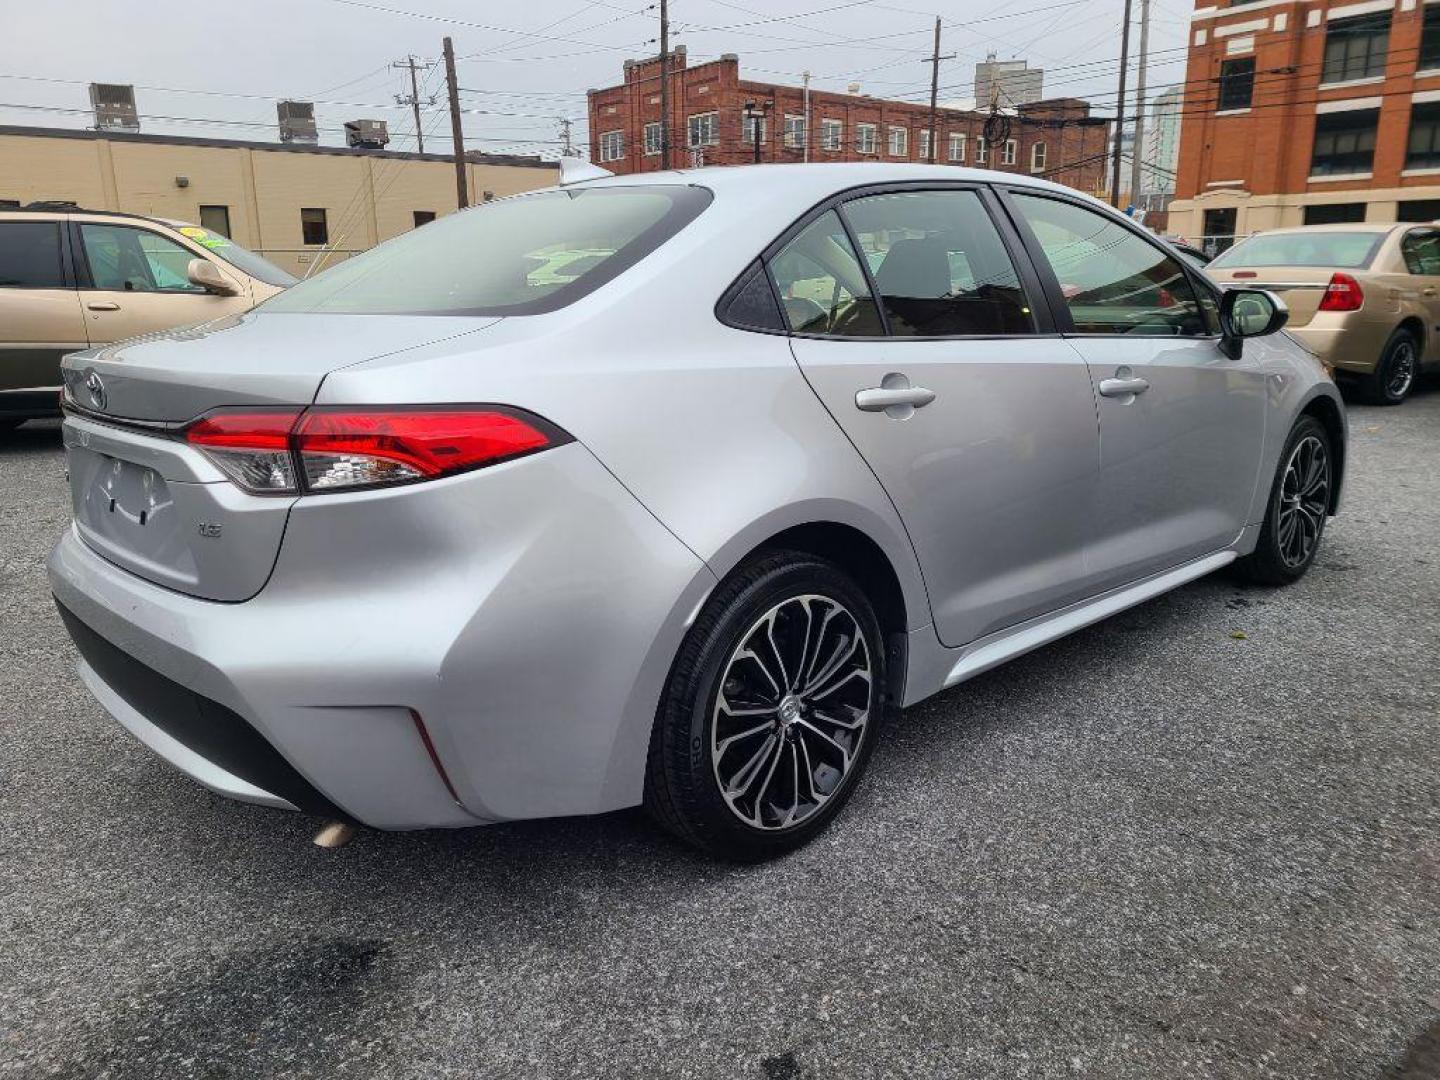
[1207,222,1440,405]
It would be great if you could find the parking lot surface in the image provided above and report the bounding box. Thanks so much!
[2,393,1438,1080]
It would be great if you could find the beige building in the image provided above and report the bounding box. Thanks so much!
[0,125,559,277]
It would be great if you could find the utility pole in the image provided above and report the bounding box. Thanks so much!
[393,55,435,154]
[1109,0,1134,208]
[557,116,575,157]
[924,19,955,165]
[1128,0,1151,209]
[442,36,468,208]
[659,0,671,169]
[803,71,811,162]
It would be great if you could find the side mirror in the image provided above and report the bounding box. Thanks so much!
[1219,287,1288,359]
[187,258,240,296]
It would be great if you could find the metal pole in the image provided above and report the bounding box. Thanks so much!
[1109,0,1133,208]
[1129,0,1151,207]
[659,0,671,169]
[928,17,941,164]
[753,111,762,164]
[443,37,468,209]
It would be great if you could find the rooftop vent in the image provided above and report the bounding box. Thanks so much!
[278,100,318,144]
[344,119,390,150]
[89,83,139,133]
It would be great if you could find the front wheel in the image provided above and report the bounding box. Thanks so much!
[644,551,885,860]
[1236,416,1333,586]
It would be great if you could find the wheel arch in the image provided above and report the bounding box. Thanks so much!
[711,515,926,710]
[1397,314,1426,355]
[1298,392,1346,514]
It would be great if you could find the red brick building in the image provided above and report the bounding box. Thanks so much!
[587,50,1113,196]
[1170,0,1440,249]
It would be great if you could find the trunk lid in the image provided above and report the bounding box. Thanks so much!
[60,312,499,601]
[1207,265,1340,328]
[60,312,495,422]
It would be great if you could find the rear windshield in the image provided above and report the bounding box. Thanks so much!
[173,225,296,287]
[262,185,712,316]
[1210,231,1384,269]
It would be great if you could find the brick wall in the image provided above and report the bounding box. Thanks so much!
[587,50,1112,195]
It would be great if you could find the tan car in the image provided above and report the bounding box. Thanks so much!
[0,205,295,429]
[1207,222,1440,405]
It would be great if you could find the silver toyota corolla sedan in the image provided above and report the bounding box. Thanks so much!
[49,163,1346,859]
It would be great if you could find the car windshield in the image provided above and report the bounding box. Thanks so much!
[1210,231,1384,269]
[172,225,297,287]
[262,185,712,316]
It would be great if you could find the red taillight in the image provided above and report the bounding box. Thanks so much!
[1232,270,1257,279]
[183,406,566,495]
[1318,272,1364,313]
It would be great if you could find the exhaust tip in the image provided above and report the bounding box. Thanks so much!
[312,821,357,849]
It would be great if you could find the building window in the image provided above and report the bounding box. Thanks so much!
[1407,101,1440,169]
[1399,197,1440,221]
[741,115,767,145]
[1321,13,1390,84]
[821,118,843,151]
[643,122,662,155]
[412,210,436,228]
[198,205,230,238]
[888,125,908,157]
[948,132,966,162]
[977,136,988,164]
[784,113,806,149]
[1031,142,1047,172]
[688,112,719,147]
[598,129,624,162]
[1303,203,1367,225]
[1217,57,1255,110]
[1001,139,1017,166]
[856,123,878,154]
[1312,108,1379,175]
[301,207,328,246]
[1423,5,1440,70]
[1202,207,1237,256]
[918,129,932,160]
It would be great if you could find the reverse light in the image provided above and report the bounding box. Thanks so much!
[1318,272,1364,313]
[184,406,568,495]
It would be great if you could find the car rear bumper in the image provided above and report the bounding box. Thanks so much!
[48,442,716,829]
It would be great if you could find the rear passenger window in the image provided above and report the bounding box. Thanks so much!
[1011,193,1207,337]
[0,221,66,288]
[1401,229,1440,275]
[840,189,1034,336]
[767,210,884,337]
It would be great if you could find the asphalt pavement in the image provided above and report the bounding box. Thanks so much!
[1,391,1438,1079]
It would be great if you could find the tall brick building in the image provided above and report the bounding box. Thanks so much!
[1170,0,1440,250]
[586,50,1113,196]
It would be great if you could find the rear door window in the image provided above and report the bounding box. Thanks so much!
[0,221,67,288]
[839,189,1034,336]
[1009,193,1208,337]
[1400,229,1440,274]
[767,210,885,336]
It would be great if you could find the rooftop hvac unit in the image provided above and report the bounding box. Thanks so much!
[278,100,318,144]
[89,83,139,133]
[344,119,390,149]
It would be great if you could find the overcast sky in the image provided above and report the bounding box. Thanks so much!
[0,0,1194,159]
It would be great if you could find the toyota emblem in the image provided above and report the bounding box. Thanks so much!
[84,370,107,411]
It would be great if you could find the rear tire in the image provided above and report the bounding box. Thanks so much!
[1236,415,1332,586]
[644,551,885,860]
[1361,329,1419,405]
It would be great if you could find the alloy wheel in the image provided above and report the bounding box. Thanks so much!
[710,594,873,831]
[1388,340,1417,399]
[1276,434,1330,569]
